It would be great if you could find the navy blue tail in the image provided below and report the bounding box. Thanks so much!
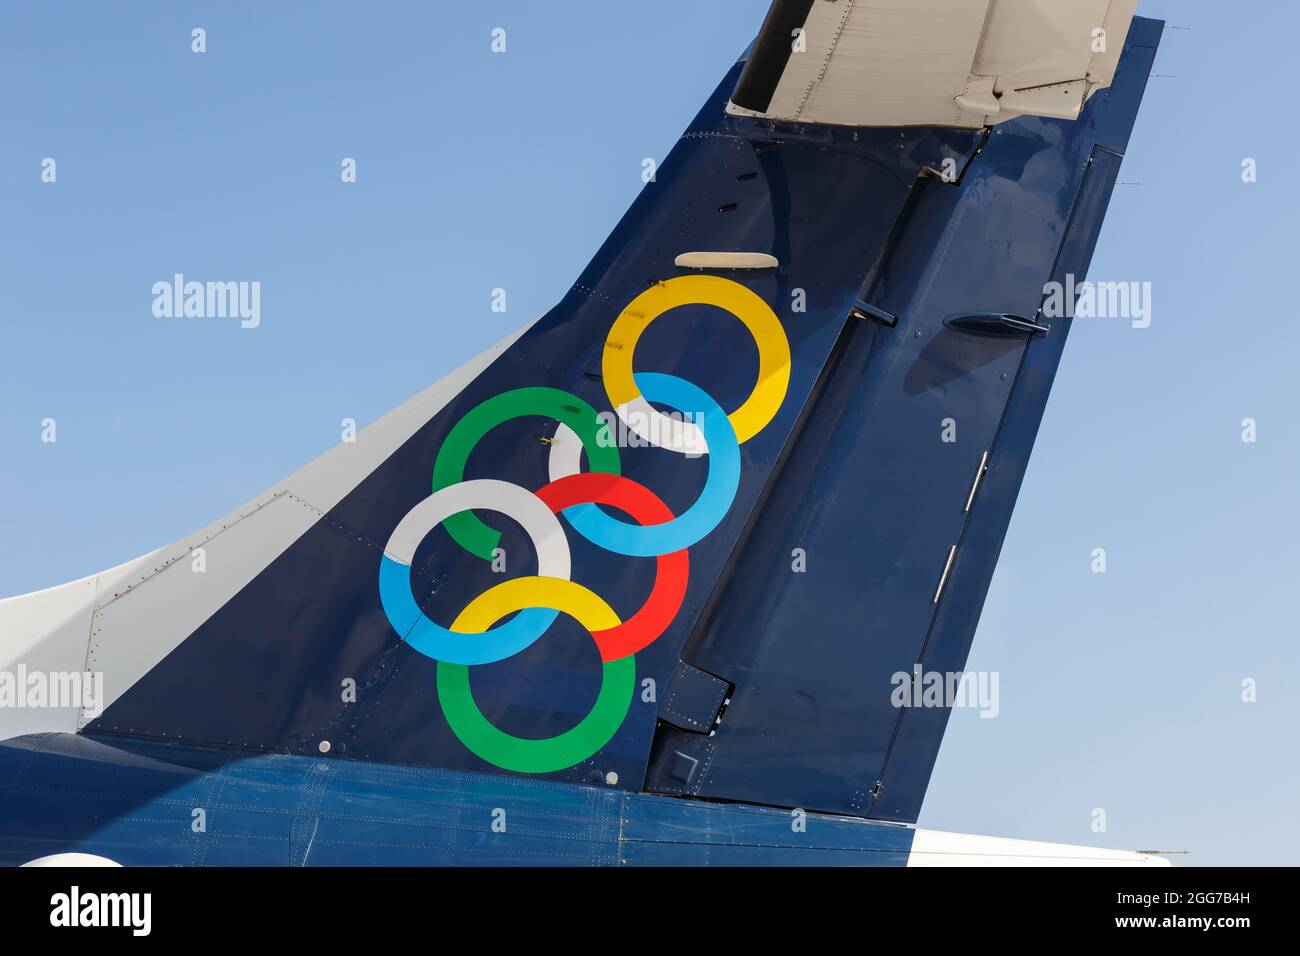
[86,21,1161,824]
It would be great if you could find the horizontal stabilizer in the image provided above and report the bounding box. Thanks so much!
[729,0,1139,128]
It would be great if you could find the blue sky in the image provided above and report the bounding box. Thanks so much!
[2,1,1296,864]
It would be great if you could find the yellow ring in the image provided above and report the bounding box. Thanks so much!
[451,576,621,635]
[602,275,790,445]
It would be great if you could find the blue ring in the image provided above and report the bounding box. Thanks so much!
[379,555,559,665]
[561,372,741,557]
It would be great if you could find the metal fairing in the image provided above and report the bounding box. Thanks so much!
[0,734,913,866]
[0,20,1163,864]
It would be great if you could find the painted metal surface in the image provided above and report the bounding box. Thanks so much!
[870,20,1164,822]
[729,0,1138,128]
[647,18,1162,820]
[0,733,915,867]
[0,733,1165,866]
[83,55,980,793]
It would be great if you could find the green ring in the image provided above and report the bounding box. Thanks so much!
[437,655,636,773]
[431,387,620,560]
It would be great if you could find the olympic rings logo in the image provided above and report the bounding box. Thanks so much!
[379,274,791,773]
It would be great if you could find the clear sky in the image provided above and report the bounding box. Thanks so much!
[1,1,1295,865]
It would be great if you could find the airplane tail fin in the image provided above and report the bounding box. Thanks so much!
[1,10,1162,824]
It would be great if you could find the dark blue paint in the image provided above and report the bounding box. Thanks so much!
[646,20,1162,819]
[870,21,1165,822]
[0,734,912,867]
[85,56,978,792]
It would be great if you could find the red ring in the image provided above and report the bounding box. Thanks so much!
[533,472,688,662]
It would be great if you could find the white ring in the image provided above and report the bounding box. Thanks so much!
[384,478,570,580]
[547,422,585,482]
